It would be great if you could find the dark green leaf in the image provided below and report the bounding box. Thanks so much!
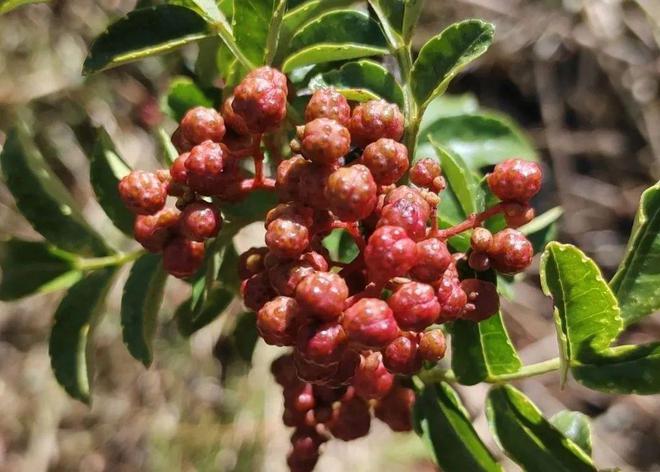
[121,254,168,366]
[222,189,278,223]
[415,382,502,472]
[401,0,424,42]
[170,0,224,23]
[610,181,660,325]
[428,139,483,215]
[0,239,81,301]
[486,385,596,471]
[0,0,47,14]
[572,343,660,395]
[411,20,494,107]
[162,76,214,122]
[550,411,592,455]
[49,269,115,403]
[1,129,108,256]
[176,286,234,336]
[283,9,388,72]
[308,60,404,108]
[419,112,537,170]
[234,312,258,362]
[368,0,404,35]
[83,5,211,73]
[451,313,522,385]
[322,229,359,264]
[264,0,288,64]
[540,243,623,367]
[233,0,276,65]
[89,128,134,235]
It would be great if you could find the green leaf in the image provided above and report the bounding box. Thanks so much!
[610,181,660,325]
[411,20,494,108]
[176,286,234,336]
[429,139,483,216]
[0,239,81,301]
[264,0,288,64]
[550,411,592,456]
[486,385,596,472]
[170,0,224,23]
[222,189,278,223]
[0,0,47,14]
[572,342,660,395]
[234,312,259,362]
[451,313,522,385]
[401,0,424,42]
[519,206,563,253]
[157,127,179,165]
[49,269,115,403]
[121,254,168,367]
[322,229,359,264]
[83,5,211,73]
[89,128,134,235]
[1,129,108,256]
[162,76,214,122]
[233,0,276,65]
[368,0,404,39]
[308,60,404,108]
[418,93,479,134]
[282,9,388,72]
[540,243,623,366]
[419,112,538,170]
[414,382,502,472]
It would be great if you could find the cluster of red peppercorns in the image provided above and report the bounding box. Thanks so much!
[117,67,288,278]
[117,65,543,471]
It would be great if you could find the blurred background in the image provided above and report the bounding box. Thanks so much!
[0,0,659,470]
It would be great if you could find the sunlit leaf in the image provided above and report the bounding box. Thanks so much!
[550,411,592,456]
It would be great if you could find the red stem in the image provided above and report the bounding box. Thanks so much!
[432,203,505,240]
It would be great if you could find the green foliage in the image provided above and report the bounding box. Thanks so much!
[162,76,215,122]
[83,5,212,73]
[0,0,47,14]
[610,181,660,325]
[89,128,134,235]
[121,254,168,366]
[0,239,81,301]
[308,60,404,107]
[49,269,116,403]
[411,19,494,108]
[486,385,596,471]
[1,129,108,256]
[550,411,592,455]
[414,382,502,471]
[232,0,278,65]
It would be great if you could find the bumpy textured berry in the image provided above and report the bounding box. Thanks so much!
[328,397,371,441]
[297,162,332,210]
[305,88,351,126]
[184,141,231,195]
[325,165,377,222]
[162,237,205,278]
[410,238,451,283]
[245,66,288,90]
[300,118,351,166]
[410,158,441,189]
[388,282,441,331]
[470,227,493,253]
[238,247,268,280]
[295,271,348,321]
[359,138,409,185]
[468,251,491,272]
[266,202,314,229]
[257,296,299,346]
[364,226,417,284]
[276,155,306,201]
[374,385,415,432]
[171,127,193,153]
[502,202,535,228]
[180,106,225,145]
[487,158,542,203]
[353,352,394,400]
[133,208,180,252]
[342,298,399,348]
[266,218,310,260]
[461,279,500,322]
[378,198,429,241]
[232,74,287,133]
[118,170,167,215]
[488,228,533,274]
[269,252,328,297]
[180,201,221,241]
[436,270,468,321]
[418,329,447,362]
[296,322,347,366]
[349,99,404,148]
[221,96,250,136]
[170,152,189,184]
[383,334,421,375]
[241,272,276,311]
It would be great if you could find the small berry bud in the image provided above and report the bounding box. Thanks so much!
[487,158,542,203]
[410,158,441,189]
[221,96,250,136]
[418,329,447,362]
[468,251,491,272]
[470,227,493,253]
[353,352,394,400]
[502,202,535,228]
[238,247,268,280]
[118,170,167,215]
